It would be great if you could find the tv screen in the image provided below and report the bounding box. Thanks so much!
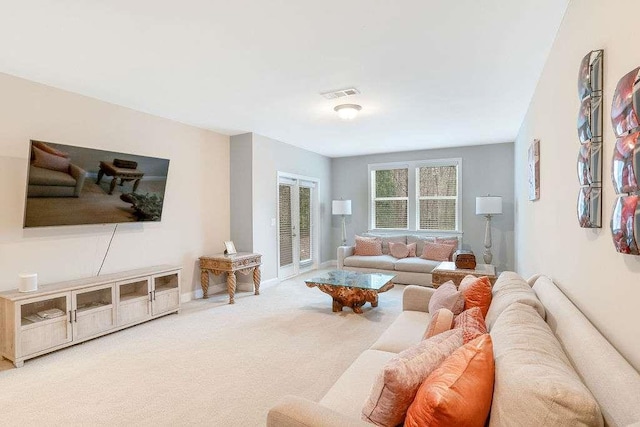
[24,140,170,228]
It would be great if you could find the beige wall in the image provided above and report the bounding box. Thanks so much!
[0,73,230,298]
[515,0,640,370]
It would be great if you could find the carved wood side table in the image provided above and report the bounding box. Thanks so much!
[199,253,262,304]
[431,261,497,288]
[96,161,144,195]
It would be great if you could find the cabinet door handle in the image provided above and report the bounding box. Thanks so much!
[69,311,73,323]
[153,290,156,301]
[74,310,77,322]
[149,291,153,302]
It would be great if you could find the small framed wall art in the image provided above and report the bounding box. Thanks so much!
[528,139,540,201]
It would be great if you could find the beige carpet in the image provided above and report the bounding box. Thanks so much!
[0,270,404,426]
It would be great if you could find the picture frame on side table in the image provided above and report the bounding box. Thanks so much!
[224,241,237,255]
[528,139,540,201]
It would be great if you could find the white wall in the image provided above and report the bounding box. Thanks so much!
[515,0,640,370]
[251,133,332,281]
[0,72,230,297]
[331,143,515,271]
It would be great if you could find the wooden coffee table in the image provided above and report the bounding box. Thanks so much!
[96,161,145,195]
[431,262,497,288]
[305,270,395,313]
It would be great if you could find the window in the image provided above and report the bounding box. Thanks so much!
[369,159,461,232]
[418,164,458,231]
[371,168,409,229]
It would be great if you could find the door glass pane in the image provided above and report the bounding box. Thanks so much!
[279,184,293,267]
[299,187,311,262]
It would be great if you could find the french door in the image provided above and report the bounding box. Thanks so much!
[278,175,318,279]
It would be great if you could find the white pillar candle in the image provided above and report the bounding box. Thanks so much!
[19,273,38,293]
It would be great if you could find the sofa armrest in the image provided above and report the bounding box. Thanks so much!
[267,395,370,427]
[337,246,355,270]
[402,285,436,313]
[69,164,87,198]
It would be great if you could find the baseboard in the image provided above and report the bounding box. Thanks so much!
[320,260,337,269]
[181,277,281,302]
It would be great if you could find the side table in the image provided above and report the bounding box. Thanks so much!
[431,261,497,288]
[199,252,261,304]
[96,161,145,195]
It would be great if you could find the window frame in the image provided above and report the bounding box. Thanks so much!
[368,158,462,233]
[369,163,410,231]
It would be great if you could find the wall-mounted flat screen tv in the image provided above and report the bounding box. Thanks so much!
[24,140,170,228]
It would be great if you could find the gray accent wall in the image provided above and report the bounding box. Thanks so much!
[331,142,515,272]
[230,133,253,253]
[230,133,332,282]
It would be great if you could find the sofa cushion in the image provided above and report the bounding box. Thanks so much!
[29,165,77,187]
[344,255,396,270]
[32,141,69,158]
[459,275,492,318]
[319,349,396,419]
[32,145,71,172]
[363,234,407,255]
[421,242,456,261]
[423,308,454,339]
[453,307,487,344]
[485,271,546,330]
[354,236,383,256]
[370,311,431,353]
[406,235,436,257]
[393,257,439,274]
[428,281,464,315]
[489,303,603,427]
[362,330,463,427]
[405,334,494,427]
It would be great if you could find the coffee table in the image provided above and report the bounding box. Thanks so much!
[431,261,497,288]
[96,161,145,195]
[305,270,396,313]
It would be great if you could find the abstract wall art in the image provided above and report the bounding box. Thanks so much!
[528,139,540,201]
[576,49,603,228]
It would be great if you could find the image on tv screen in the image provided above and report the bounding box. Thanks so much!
[24,140,170,228]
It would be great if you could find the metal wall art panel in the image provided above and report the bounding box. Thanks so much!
[578,141,602,186]
[611,67,640,138]
[611,195,640,255]
[612,132,640,194]
[578,186,602,228]
[577,49,603,229]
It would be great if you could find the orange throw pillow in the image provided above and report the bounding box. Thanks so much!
[354,235,383,256]
[453,307,487,344]
[459,276,492,318]
[423,308,454,339]
[405,334,495,427]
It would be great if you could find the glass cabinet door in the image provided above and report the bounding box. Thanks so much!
[19,292,72,357]
[71,284,116,341]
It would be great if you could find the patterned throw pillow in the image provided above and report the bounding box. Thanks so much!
[407,242,417,257]
[389,242,410,259]
[361,330,464,427]
[453,307,488,343]
[405,334,494,427]
[423,308,454,339]
[435,237,459,260]
[428,281,464,315]
[459,276,493,318]
[354,235,383,256]
[32,146,71,172]
[421,242,456,262]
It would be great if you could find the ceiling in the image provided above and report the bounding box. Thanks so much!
[0,1,568,158]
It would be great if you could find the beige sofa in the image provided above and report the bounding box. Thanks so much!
[268,272,640,427]
[338,234,462,286]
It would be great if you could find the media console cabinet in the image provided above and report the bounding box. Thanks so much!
[0,265,181,368]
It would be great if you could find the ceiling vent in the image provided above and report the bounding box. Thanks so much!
[320,87,360,99]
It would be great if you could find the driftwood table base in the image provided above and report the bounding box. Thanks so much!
[307,281,394,313]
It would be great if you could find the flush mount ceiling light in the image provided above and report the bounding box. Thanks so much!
[334,104,362,120]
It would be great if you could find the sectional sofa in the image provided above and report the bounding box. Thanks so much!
[268,272,640,426]
[337,233,462,287]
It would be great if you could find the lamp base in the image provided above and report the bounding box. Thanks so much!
[483,214,493,265]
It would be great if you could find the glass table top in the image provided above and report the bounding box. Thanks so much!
[305,270,396,290]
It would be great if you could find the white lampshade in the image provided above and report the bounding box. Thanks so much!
[334,104,362,120]
[476,196,503,215]
[332,200,352,215]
